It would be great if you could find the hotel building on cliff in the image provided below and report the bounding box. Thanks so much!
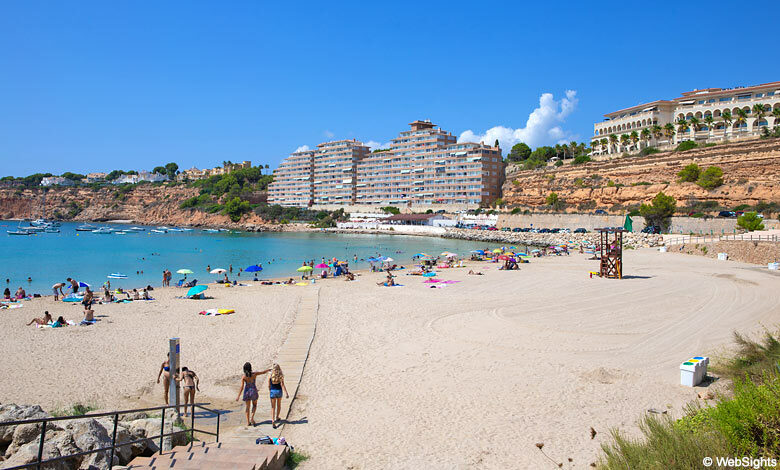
[267,120,504,208]
[591,81,780,155]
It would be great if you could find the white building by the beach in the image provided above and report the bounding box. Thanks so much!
[591,81,780,155]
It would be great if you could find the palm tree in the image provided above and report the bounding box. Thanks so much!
[773,108,780,124]
[734,108,748,136]
[264,164,270,175]
[752,104,767,133]
[651,125,663,142]
[640,128,651,149]
[619,133,630,152]
[689,117,701,134]
[608,134,618,153]
[721,110,733,140]
[676,117,690,141]
[600,138,608,153]
[630,130,639,151]
[703,115,714,139]
[663,123,676,144]
[569,141,578,158]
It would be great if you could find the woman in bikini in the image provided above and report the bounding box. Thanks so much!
[26,311,53,326]
[156,354,171,404]
[236,362,270,426]
[268,364,289,428]
[175,367,200,417]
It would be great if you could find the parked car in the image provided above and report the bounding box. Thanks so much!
[501,227,511,232]
[641,225,661,234]
[593,210,608,215]
[574,228,587,233]
[718,211,736,218]
[512,228,522,232]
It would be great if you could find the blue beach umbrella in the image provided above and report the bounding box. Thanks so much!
[187,285,208,297]
[245,265,262,272]
[422,272,437,277]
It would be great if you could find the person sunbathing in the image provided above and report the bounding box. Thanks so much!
[467,270,484,275]
[3,288,10,300]
[51,316,68,328]
[27,311,53,326]
[344,272,355,281]
[142,288,150,300]
[132,289,140,300]
[15,287,26,299]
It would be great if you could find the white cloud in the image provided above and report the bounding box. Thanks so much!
[323,130,335,138]
[459,90,579,150]
[365,140,393,150]
[294,145,311,153]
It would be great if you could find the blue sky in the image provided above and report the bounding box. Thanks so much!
[1,1,778,177]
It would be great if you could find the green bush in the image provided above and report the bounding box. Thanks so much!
[638,146,661,157]
[677,163,701,183]
[380,206,400,215]
[639,192,676,231]
[572,155,591,165]
[737,212,765,232]
[696,166,724,190]
[675,141,698,152]
[510,207,522,214]
[546,192,565,211]
[222,197,251,222]
[554,160,563,167]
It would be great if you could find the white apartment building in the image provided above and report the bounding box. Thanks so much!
[592,81,780,155]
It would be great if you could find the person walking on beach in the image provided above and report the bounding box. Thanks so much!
[236,362,270,426]
[82,286,93,312]
[268,364,289,428]
[52,282,65,301]
[175,367,200,417]
[156,354,171,404]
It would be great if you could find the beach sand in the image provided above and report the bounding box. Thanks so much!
[2,249,780,468]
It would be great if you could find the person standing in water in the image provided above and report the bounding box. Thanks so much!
[268,364,289,428]
[236,362,270,426]
[156,354,171,404]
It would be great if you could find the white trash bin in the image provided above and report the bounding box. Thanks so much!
[680,360,702,387]
[717,253,728,261]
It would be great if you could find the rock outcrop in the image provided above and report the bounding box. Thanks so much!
[0,404,187,470]
[503,138,780,210]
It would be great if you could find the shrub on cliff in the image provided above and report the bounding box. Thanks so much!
[675,140,698,152]
[639,192,676,231]
[676,163,701,183]
[638,146,660,157]
[223,197,251,222]
[545,192,565,212]
[737,212,765,232]
[380,206,400,215]
[572,155,591,165]
[696,166,724,190]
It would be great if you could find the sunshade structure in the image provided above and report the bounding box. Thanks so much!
[315,263,329,269]
[177,269,193,275]
[78,281,90,288]
[383,257,394,263]
[492,249,503,254]
[297,266,313,272]
[422,272,437,277]
[413,253,429,258]
[187,285,208,297]
[245,265,262,272]
[210,268,227,274]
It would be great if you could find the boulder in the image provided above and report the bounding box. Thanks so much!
[0,404,48,445]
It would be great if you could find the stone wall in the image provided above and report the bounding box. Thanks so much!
[495,213,779,234]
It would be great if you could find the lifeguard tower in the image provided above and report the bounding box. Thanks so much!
[596,227,624,279]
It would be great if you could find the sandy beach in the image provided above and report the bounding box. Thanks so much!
[2,248,780,468]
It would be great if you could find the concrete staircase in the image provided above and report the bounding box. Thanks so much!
[125,441,289,469]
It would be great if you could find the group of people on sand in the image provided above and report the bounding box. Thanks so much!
[26,309,91,327]
[3,286,27,300]
[156,355,289,427]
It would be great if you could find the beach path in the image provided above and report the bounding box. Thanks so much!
[219,286,319,442]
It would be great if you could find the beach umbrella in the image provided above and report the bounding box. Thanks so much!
[498,255,510,261]
[531,249,541,253]
[210,268,227,274]
[422,272,437,277]
[445,253,458,258]
[297,266,313,272]
[177,269,193,275]
[315,263,329,269]
[338,261,349,265]
[78,281,90,288]
[245,265,262,272]
[492,249,503,253]
[187,285,208,297]
[384,257,394,263]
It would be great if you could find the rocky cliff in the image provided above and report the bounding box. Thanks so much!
[0,184,282,230]
[503,138,780,211]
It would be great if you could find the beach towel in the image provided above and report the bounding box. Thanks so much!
[80,319,98,325]
[0,303,23,309]
[199,309,235,316]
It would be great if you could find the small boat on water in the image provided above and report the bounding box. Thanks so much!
[107,273,128,279]
[76,224,97,231]
[92,227,114,234]
[20,225,45,232]
[44,227,60,233]
[31,218,60,227]
[167,228,184,232]
[114,231,127,235]
[150,229,167,233]
[127,226,145,231]
[7,230,33,236]
[203,229,219,233]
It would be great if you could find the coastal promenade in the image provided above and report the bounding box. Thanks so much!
[219,287,320,442]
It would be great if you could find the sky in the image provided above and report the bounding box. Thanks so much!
[1,0,778,177]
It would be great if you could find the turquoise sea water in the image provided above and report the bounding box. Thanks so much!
[0,221,485,294]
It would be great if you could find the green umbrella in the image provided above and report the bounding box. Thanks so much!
[297,266,313,272]
[177,269,194,274]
